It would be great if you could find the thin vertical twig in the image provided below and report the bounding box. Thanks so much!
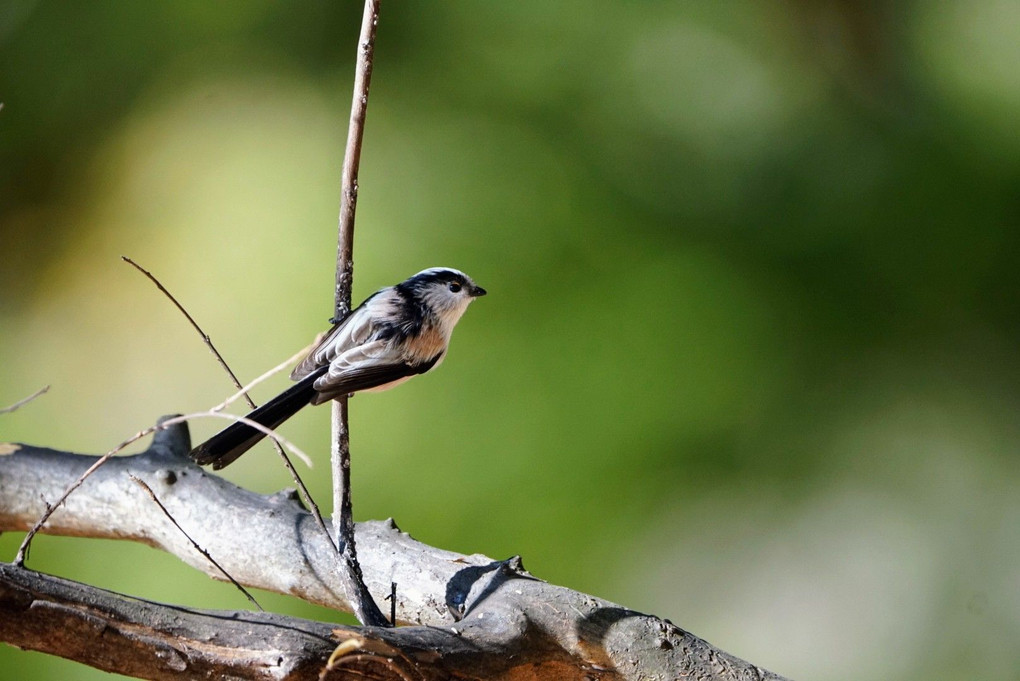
[331,0,388,627]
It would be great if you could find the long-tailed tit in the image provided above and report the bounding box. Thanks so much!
[189,267,486,469]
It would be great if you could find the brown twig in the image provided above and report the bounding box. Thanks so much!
[388,581,397,624]
[0,385,49,414]
[122,256,248,399]
[122,255,337,551]
[129,475,263,611]
[330,0,388,628]
[15,423,160,565]
[211,345,311,413]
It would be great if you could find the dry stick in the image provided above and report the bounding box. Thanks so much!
[14,411,313,566]
[121,257,247,395]
[16,449,133,565]
[211,345,313,416]
[0,385,49,415]
[330,0,388,628]
[122,256,336,551]
[129,475,263,611]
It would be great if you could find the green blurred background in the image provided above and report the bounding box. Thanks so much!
[2,2,1018,679]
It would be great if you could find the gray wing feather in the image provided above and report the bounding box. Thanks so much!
[290,296,385,380]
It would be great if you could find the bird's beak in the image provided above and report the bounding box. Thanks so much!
[470,285,487,298]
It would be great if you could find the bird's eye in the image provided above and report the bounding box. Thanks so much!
[449,282,462,293]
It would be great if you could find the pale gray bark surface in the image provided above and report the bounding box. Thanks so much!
[0,420,789,680]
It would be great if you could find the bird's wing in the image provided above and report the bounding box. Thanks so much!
[290,297,381,380]
[309,340,442,404]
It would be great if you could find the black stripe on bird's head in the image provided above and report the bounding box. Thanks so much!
[397,267,486,327]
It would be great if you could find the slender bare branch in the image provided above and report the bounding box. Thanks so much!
[129,475,263,611]
[211,345,311,413]
[122,256,249,402]
[333,0,380,320]
[0,385,49,414]
[330,0,388,628]
[15,423,155,565]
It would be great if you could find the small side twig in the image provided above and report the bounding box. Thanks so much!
[210,345,313,414]
[122,256,248,399]
[123,255,337,552]
[129,475,262,610]
[0,385,49,415]
[15,423,157,565]
[329,0,388,628]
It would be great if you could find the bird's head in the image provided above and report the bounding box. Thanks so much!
[401,267,486,329]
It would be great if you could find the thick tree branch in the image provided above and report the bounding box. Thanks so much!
[0,561,505,680]
[0,422,789,680]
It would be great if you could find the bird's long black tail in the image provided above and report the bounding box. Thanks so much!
[189,368,326,470]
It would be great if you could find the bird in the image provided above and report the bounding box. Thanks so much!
[189,267,486,469]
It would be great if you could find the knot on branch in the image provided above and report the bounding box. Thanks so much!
[148,414,191,461]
